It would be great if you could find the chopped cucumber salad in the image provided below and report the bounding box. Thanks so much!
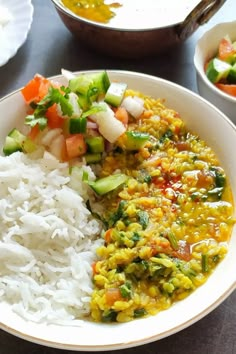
[205,34,236,97]
[2,70,149,196]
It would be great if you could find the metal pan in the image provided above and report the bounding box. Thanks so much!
[51,0,226,58]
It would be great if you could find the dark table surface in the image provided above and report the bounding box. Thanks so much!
[0,1,236,353]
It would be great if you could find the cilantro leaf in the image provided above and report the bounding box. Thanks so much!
[81,104,105,118]
[60,85,71,97]
[25,115,47,130]
[37,86,73,117]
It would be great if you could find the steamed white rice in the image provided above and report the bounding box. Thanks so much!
[0,151,104,325]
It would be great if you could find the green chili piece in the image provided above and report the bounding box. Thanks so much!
[168,232,178,250]
[101,309,117,322]
[119,282,132,299]
[202,254,209,273]
[132,231,141,243]
[138,210,149,229]
[133,308,147,318]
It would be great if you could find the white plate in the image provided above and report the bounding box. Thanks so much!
[0,0,33,67]
[0,70,236,351]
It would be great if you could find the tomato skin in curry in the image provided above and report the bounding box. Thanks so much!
[62,0,122,23]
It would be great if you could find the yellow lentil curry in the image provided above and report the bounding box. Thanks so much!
[90,90,234,323]
[61,0,122,23]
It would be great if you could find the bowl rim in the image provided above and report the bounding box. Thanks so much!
[194,20,236,103]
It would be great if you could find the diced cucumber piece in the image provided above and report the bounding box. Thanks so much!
[86,136,105,153]
[118,131,150,151]
[69,71,111,110]
[2,128,37,156]
[69,71,111,107]
[89,71,110,94]
[69,117,87,134]
[3,128,26,156]
[104,82,127,107]
[3,136,22,155]
[85,153,102,164]
[77,93,91,110]
[8,128,26,144]
[227,63,236,83]
[69,75,94,96]
[126,131,150,150]
[206,58,231,83]
[23,138,37,153]
[81,104,105,118]
[87,174,128,195]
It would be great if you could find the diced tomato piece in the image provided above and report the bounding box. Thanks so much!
[21,74,51,104]
[92,262,97,275]
[215,83,236,97]
[60,137,68,162]
[45,103,64,129]
[142,109,153,118]
[104,228,113,243]
[38,80,51,101]
[65,134,87,159]
[114,106,129,126]
[218,37,235,62]
[27,124,40,140]
[173,241,191,261]
[21,75,42,103]
[105,288,122,306]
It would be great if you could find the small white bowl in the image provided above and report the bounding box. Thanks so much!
[194,20,236,124]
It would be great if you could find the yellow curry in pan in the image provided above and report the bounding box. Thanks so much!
[61,0,122,23]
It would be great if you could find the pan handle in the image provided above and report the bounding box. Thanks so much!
[176,0,226,41]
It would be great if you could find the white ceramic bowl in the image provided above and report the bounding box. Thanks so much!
[0,70,236,351]
[194,20,236,124]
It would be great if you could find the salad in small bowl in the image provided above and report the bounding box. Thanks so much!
[194,20,236,124]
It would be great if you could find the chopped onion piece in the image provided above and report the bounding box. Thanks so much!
[87,121,98,129]
[121,96,144,118]
[56,92,82,119]
[61,68,76,81]
[41,128,62,147]
[49,134,66,161]
[90,102,126,143]
[68,92,82,117]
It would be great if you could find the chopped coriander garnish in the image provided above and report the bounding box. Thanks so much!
[119,282,132,299]
[25,115,47,130]
[167,232,178,250]
[37,86,73,117]
[133,308,147,318]
[138,210,149,229]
